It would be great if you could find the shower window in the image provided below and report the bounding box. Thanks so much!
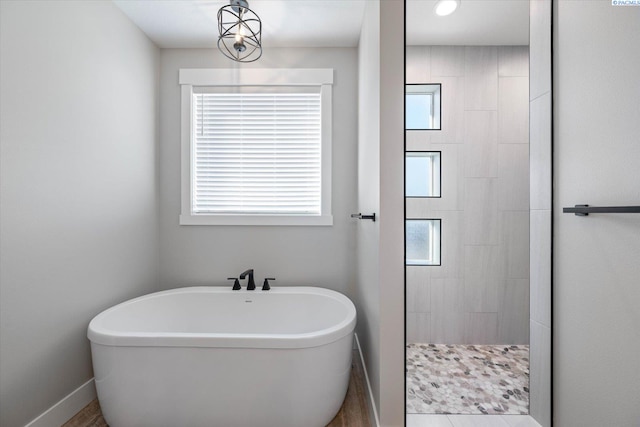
[406,219,441,266]
[406,151,441,197]
[178,68,334,226]
[406,84,441,130]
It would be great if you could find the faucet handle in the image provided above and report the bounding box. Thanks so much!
[227,277,241,290]
[262,278,275,291]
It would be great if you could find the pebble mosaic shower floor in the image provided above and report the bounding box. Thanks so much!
[406,343,530,415]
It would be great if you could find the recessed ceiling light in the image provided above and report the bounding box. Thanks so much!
[434,0,460,17]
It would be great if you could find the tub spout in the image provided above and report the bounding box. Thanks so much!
[239,269,256,290]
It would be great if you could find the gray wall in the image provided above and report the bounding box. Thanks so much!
[405,46,530,345]
[0,1,160,426]
[554,1,640,426]
[529,0,552,425]
[158,48,358,294]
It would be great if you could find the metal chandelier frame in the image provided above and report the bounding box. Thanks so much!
[217,0,262,63]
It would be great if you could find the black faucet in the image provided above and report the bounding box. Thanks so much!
[262,278,275,291]
[239,269,256,290]
[227,277,241,290]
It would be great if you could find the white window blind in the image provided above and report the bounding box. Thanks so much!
[192,89,322,216]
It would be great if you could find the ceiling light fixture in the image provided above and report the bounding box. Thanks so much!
[434,0,460,17]
[217,0,262,62]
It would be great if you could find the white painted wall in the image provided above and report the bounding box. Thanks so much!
[554,1,640,425]
[378,1,405,424]
[0,2,160,426]
[158,48,358,293]
[356,0,382,419]
[529,0,552,425]
[355,2,405,425]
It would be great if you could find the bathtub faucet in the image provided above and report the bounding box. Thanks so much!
[239,269,256,290]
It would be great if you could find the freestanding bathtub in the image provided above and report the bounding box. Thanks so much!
[88,286,356,427]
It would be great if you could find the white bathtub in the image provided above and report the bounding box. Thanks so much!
[88,286,356,427]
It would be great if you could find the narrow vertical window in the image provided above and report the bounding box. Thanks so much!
[406,151,441,197]
[405,84,441,130]
[406,219,441,266]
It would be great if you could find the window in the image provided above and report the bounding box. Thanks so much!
[179,69,333,226]
[406,151,441,197]
[406,219,441,266]
[406,84,441,130]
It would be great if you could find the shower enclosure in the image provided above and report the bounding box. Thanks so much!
[404,1,552,423]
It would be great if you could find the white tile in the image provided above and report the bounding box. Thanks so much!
[499,77,529,144]
[440,144,465,211]
[407,312,431,343]
[464,111,498,178]
[439,144,465,211]
[407,46,432,83]
[407,130,432,151]
[464,245,506,279]
[448,414,510,427]
[464,313,498,345]
[464,178,498,245]
[529,0,551,100]
[498,279,530,344]
[464,245,503,313]
[499,46,529,77]
[431,278,465,343]
[432,46,465,77]
[502,415,542,427]
[498,144,530,212]
[501,211,529,279]
[530,210,551,327]
[431,210,465,279]
[431,76,465,145]
[464,46,498,110]
[407,266,431,312]
[405,197,423,219]
[529,321,551,427]
[464,275,499,313]
[407,414,454,427]
[431,278,465,313]
[530,93,551,210]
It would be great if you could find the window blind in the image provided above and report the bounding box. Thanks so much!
[192,90,322,215]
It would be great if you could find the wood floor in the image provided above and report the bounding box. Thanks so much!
[63,350,371,427]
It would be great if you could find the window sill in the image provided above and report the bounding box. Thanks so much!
[179,214,333,227]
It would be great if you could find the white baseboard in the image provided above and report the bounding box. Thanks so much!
[25,378,96,427]
[24,341,375,427]
[354,333,380,427]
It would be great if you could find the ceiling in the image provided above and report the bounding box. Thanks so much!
[113,0,529,49]
[113,0,367,48]
[406,0,529,46]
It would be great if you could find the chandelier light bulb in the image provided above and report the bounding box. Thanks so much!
[236,22,246,40]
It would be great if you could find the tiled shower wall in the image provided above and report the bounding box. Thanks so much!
[406,46,530,345]
[528,0,551,424]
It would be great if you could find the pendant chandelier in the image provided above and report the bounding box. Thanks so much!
[217,0,262,63]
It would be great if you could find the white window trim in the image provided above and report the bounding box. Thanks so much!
[179,68,333,226]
